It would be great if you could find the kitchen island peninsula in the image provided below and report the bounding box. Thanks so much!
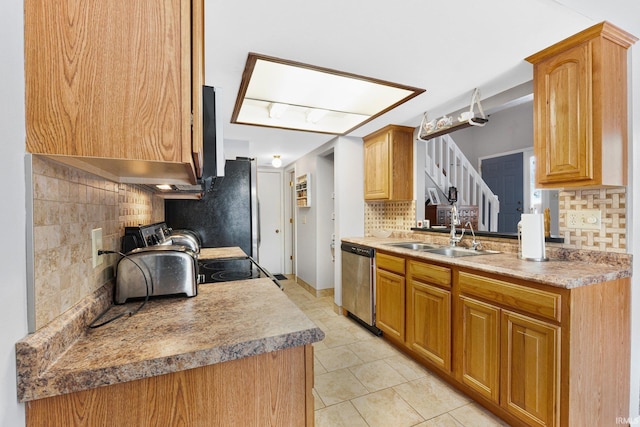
[16,247,324,426]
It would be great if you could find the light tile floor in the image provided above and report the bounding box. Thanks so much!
[281,279,511,427]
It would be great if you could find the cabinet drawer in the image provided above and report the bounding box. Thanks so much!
[408,260,451,289]
[459,272,561,322]
[377,252,405,274]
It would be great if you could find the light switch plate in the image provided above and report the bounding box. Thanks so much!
[92,228,103,268]
[566,209,601,230]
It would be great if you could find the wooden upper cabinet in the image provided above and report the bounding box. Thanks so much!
[25,0,203,184]
[363,125,414,200]
[526,21,637,188]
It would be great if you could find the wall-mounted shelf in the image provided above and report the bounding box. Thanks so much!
[418,117,488,141]
[296,174,310,207]
[418,88,488,141]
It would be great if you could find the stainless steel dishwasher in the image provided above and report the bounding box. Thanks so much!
[341,242,381,335]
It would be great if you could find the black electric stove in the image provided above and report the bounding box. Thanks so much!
[198,257,283,289]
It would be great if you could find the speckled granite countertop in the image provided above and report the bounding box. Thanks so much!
[16,248,324,402]
[343,237,631,289]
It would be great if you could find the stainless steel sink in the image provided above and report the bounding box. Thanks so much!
[424,247,501,257]
[384,242,443,251]
[384,242,500,257]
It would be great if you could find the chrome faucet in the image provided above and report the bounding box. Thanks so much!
[465,221,482,250]
[449,204,464,246]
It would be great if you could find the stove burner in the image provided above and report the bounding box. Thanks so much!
[200,261,227,271]
[210,269,260,282]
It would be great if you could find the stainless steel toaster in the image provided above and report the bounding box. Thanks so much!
[115,245,198,304]
[168,231,201,255]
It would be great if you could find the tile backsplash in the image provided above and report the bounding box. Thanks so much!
[365,201,416,236]
[30,156,163,330]
[558,187,627,253]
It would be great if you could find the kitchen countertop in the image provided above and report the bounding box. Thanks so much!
[199,246,247,259]
[16,248,324,402]
[343,236,631,289]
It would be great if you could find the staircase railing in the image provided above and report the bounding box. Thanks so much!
[424,134,499,231]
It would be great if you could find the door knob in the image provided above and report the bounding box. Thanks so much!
[516,207,523,212]
[275,229,280,233]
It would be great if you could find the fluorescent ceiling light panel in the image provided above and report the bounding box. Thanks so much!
[232,53,425,135]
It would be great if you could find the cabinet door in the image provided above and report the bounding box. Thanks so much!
[375,268,405,342]
[501,310,559,427]
[407,280,451,371]
[458,297,500,403]
[534,42,592,186]
[363,132,390,200]
[25,0,190,163]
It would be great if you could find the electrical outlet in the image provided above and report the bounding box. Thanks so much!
[92,228,103,268]
[566,209,601,230]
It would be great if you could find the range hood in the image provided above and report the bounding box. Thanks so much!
[152,86,225,198]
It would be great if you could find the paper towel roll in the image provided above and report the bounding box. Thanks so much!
[520,214,548,261]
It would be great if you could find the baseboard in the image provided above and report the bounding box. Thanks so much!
[295,276,334,298]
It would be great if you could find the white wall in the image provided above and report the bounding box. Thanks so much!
[334,136,365,306]
[294,154,319,286]
[0,0,27,424]
[629,41,640,419]
[315,153,335,290]
[452,100,534,169]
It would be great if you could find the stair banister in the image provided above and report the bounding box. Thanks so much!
[422,134,499,232]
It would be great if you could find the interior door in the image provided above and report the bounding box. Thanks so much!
[482,153,524,233]
[257,170,284,274]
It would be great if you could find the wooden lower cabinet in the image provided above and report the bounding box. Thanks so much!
[458,296,500,403]
[375,268,405,342]
[406,260,452,372]
[501,311,559,427]
[374,251,630,427]
[406,280,451,371]
[375,252,406,342]
[26,345,315,427]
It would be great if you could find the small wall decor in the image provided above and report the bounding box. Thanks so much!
[427,188,440,205]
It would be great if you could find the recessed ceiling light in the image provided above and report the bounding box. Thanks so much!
[232,53,425,135]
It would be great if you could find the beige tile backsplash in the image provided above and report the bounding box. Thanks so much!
[365,201,416,236]
[30,156,164,329]
[558,187,627,253]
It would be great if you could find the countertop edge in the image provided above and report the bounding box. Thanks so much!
[18,327,324,402]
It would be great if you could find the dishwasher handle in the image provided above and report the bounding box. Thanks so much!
[340,242,375,258]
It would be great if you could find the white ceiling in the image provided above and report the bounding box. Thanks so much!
[205,0,640,168]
